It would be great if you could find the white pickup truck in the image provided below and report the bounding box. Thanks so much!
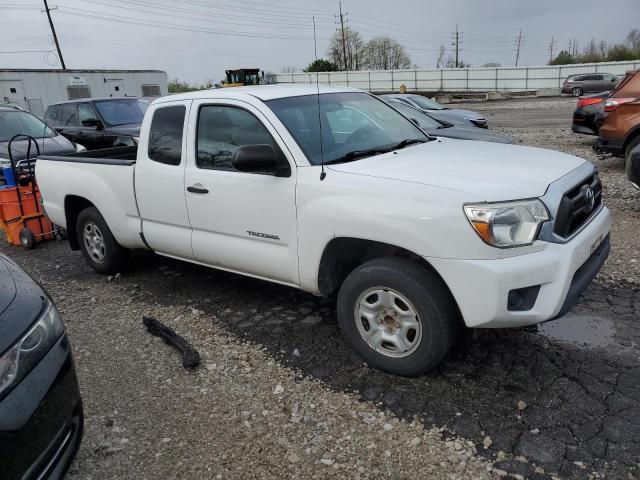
[36,85,611,375]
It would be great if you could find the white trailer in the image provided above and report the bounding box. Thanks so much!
[0,69,168,116]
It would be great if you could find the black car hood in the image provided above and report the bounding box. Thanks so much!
[428,126,514,144]
[0,135,75,162]
[107,123,141,136]
[0,256,47,354]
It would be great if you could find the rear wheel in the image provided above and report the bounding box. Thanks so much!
[571,87,583,97]
[625,136,640,163]
[76,207,127,274]
[336,257,460,376]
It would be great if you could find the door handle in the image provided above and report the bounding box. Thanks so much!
[187,185,209,194]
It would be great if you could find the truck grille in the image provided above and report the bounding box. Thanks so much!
[553,174,602,238]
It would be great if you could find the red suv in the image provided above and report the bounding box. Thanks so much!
[596,70,640,162]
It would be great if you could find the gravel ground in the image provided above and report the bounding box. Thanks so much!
[3,96,640,480]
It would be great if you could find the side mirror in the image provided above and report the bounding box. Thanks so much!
[231,144,290,177]
[611,78,616,82]
[82,118,102,128]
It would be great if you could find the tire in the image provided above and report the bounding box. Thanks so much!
[625,136,640,164]
[20,228,36,250]
[76,207,127,274]
[336,257,460,376]
[571,87,583,97]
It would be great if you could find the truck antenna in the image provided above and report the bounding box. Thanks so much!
[313,15,326,181]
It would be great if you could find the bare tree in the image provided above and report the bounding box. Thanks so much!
[362,36,411,70]
[436,45,446,68]
[327,28,364,71]
[627,29,640,50]
[281,66,298,73]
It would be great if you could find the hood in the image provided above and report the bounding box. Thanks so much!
[0,256,47,353]
[107,123,141,136]
[430,126,513,144]
[0,135,75,162]
[327,138,587,200]
[442,108,486,121]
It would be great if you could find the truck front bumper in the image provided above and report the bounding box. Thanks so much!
[427,206,611,328]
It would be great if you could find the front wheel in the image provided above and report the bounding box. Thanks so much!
[76,207,127,274]
[336,257,460,376]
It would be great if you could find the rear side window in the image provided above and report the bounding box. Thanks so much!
[148,105,185,166]
[59,104,78,127]
[44,105,59,125]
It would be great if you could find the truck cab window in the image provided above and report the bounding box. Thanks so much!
[196,105,276,170]
[148,105,185,166]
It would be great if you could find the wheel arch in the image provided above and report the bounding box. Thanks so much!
[64,195,96,250]
[623,125,640,153]
[317,237,459,310]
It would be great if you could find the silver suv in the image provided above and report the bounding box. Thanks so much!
[562,73,619,96]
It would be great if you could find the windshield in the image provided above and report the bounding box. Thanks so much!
[93,99,148,126]
[267,92,429,165]
[405,95,444,111]
[0,111,56,142]
[388,102,443,129]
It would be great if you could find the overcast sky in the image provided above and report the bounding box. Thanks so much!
[1,0,638,83]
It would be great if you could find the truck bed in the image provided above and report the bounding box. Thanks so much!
[38,146,138,165]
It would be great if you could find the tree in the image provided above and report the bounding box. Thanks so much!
[362,36,411,70]
[549,50,574,65]
[627,29,640,51]
[444,56,469,68]
[327,27,364,70]
[607,45,636,61]
[483,62,502,67]
[304,58,339,72]
[168,78,197,93]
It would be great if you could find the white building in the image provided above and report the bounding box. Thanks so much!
[0,69,168,116]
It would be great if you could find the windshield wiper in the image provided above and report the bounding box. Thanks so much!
[324,148,393,165]
[391,138,428,150]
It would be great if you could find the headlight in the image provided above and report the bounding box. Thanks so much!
[0,301,64,397]
[464,199,549,247]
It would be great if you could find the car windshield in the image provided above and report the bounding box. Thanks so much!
[93,99,148,126]
[266,92,429,166]
[407,95,445,110]
[388,102,443,129]
[0,110,56,142]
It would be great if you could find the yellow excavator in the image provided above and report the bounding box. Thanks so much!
[223,68,263,87]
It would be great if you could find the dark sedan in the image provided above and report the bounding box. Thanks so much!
[1,105,80,172]
[0,254,83,479]
[44,97,149,150]
[385,99,513,144]
[571,92,609,136]
[380,93,488,128]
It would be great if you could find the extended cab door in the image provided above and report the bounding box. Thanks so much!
[184,99,299,285]
[134,100,193,259]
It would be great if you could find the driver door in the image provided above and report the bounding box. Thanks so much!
[184,99,299,285]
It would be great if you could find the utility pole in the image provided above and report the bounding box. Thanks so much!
[548,35,557,63]
[43,0,66,69]
[515,29,523,67]
[568,38,572,56]
[312,16,318,62]
[335,1,348,71]
[451,24,462,68]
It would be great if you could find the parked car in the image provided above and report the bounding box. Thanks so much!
[384,98,514,144]
[1,105,81,170]
[572,92,610,136]
[627,142,640,189]
[595,69,640,162]
[44,97,149,150]
[0,254,83,478]
[36,85,610,376]
[562,73,619,97]
[380,93,488,128]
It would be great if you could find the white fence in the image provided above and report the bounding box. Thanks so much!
[274,61,640,93]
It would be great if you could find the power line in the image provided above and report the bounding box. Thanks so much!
[43,0,66,69]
